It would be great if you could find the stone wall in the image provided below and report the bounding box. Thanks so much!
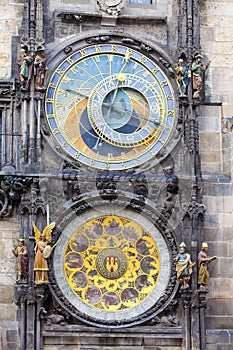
[0,0,23,78]
[200,1,233,348]
[0,219,20,350]
[0,0,232,349]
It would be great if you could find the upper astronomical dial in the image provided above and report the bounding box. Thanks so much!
[45,44,176,170]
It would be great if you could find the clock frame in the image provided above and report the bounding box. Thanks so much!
[45,43,177,170]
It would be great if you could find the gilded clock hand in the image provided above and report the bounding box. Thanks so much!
[65,88,161,126]
[65,89,89,99]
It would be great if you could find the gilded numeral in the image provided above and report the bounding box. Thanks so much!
[152,67,159,74]
[80,49,87,57]
[161,80,168,87]
[140,56,147,64]
[107,153,114,160]
[95,45,102,53]
[125,48,132,61]
[52,128,60,135]
[167,110,174,116]
[66,57,73,64]
[73,152,80,159]
[111,45,117,52]
[49,83,56,89]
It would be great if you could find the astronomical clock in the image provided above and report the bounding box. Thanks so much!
[44,40,179,328]
[45,44,176,170]
[8,1,206,348]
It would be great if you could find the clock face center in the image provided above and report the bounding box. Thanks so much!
[102,89,133,129]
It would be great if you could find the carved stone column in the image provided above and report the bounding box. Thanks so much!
[181,288,192,350]
[198,289,208,350]
[14,285,28,350]
[35,285,47,350]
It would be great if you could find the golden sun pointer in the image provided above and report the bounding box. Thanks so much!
[117,72,126,82]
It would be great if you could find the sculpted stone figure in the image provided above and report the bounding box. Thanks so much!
[174,58,190,96]
[96,0,125,16]
[191,53,211,98]
[12,238,28,283]
[32,221,55,284]
[198,242,217,289]
[34,47,48,91]
[16,47,33,91]
[174,242,195,288]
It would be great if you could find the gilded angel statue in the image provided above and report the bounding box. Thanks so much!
[32,221,56,284]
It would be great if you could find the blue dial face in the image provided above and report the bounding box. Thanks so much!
[45,44,176,170]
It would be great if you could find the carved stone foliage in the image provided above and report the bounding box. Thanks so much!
[184,200,206,220]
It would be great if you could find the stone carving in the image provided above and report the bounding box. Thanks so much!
[198,242,217,289]
[174,242,195,288]
[161,165,178,219]
[96,171,118,200]
[0,176,33,218]
[174,58,190,96]
[96,0,125,16]
[191,54,211,98]
[86,35,111,44]
[12,238,29,283]
[46,313,66,326]
[34,47,48,91]
[16,47,33,91]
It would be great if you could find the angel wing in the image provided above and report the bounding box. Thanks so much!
[42,222,56,243]
[32,221,41,242]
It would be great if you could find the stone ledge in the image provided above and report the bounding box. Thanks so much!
[207,329,233,344]
[43,325,183,347]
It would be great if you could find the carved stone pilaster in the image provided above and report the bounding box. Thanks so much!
[197,289,208,350]
[184,118,199,154]
[181,288,192,350]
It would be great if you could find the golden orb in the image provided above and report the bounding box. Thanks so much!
[117,72,126,82]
